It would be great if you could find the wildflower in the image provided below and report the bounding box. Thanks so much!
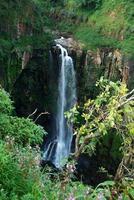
[85,187,91,195]
[97,192,104,200]
[66,194,75,200]
[66,163,76,173]
[118,194,123,200]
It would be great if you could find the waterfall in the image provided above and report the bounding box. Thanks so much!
[43,44,77,168]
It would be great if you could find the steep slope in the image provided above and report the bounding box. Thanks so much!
[53,0,134,55]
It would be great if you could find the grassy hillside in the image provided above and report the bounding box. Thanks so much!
[0,0,133,55]
[56,0,134,55]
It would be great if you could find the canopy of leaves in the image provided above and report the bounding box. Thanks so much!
[66,78,134,168]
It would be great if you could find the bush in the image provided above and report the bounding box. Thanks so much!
[76,0,102,10]
[0,114,45,145]
[0,88,46,145]
[66,78,134,182]
[0,87,133,199]
[0,87,14,115]
[0,141,44,200]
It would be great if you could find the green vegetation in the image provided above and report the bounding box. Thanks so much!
[0,80,134,199]
[74,26,119,50]
[65,0,102,11]
[0,88,45,145]
[66,78,134,174]
[56,0,134,54]
[88,0,134,54]
[0,0,134,199]
[0,87,46,199]
[0,0,53,90]
[0,0,134,90]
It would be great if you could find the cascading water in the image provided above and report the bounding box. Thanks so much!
[43,44,77,168]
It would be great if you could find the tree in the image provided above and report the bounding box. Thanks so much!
[66,77,134,179]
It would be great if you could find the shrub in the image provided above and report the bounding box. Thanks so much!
[0,114,45,145]
[0,141,44,200]
[0,88,46,145]
[76,0,102,10]
[66,78,134,182]
[0,87,14,115]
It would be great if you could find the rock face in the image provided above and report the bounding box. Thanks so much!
[0,37,134,116]
[11,48,62,152]
[1,37,133,101]
[51,37,134,102]
[11,49,47,119]
[0,52,22,91]
[0,38,133,126]
[1,37,133,123]
[74,47,133,102]
[54,37,83,52]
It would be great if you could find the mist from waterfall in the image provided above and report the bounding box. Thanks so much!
[43,44,77,168]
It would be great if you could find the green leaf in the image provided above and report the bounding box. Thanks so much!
[96,181,115,189]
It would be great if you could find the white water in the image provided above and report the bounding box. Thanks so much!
[43,44,77,168]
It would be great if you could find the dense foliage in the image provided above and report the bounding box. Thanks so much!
[0,88,46,199]
[74,0,102,9]
[66,78,134,181]
[0,88,45,145]
[0,0,134,199]
[67,78,134,157]
[0,0,53,90]
[1,82,133,199]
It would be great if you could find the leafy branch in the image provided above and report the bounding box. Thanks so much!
[66,78,134,180]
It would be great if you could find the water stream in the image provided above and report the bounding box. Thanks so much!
[43,44,77,168]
